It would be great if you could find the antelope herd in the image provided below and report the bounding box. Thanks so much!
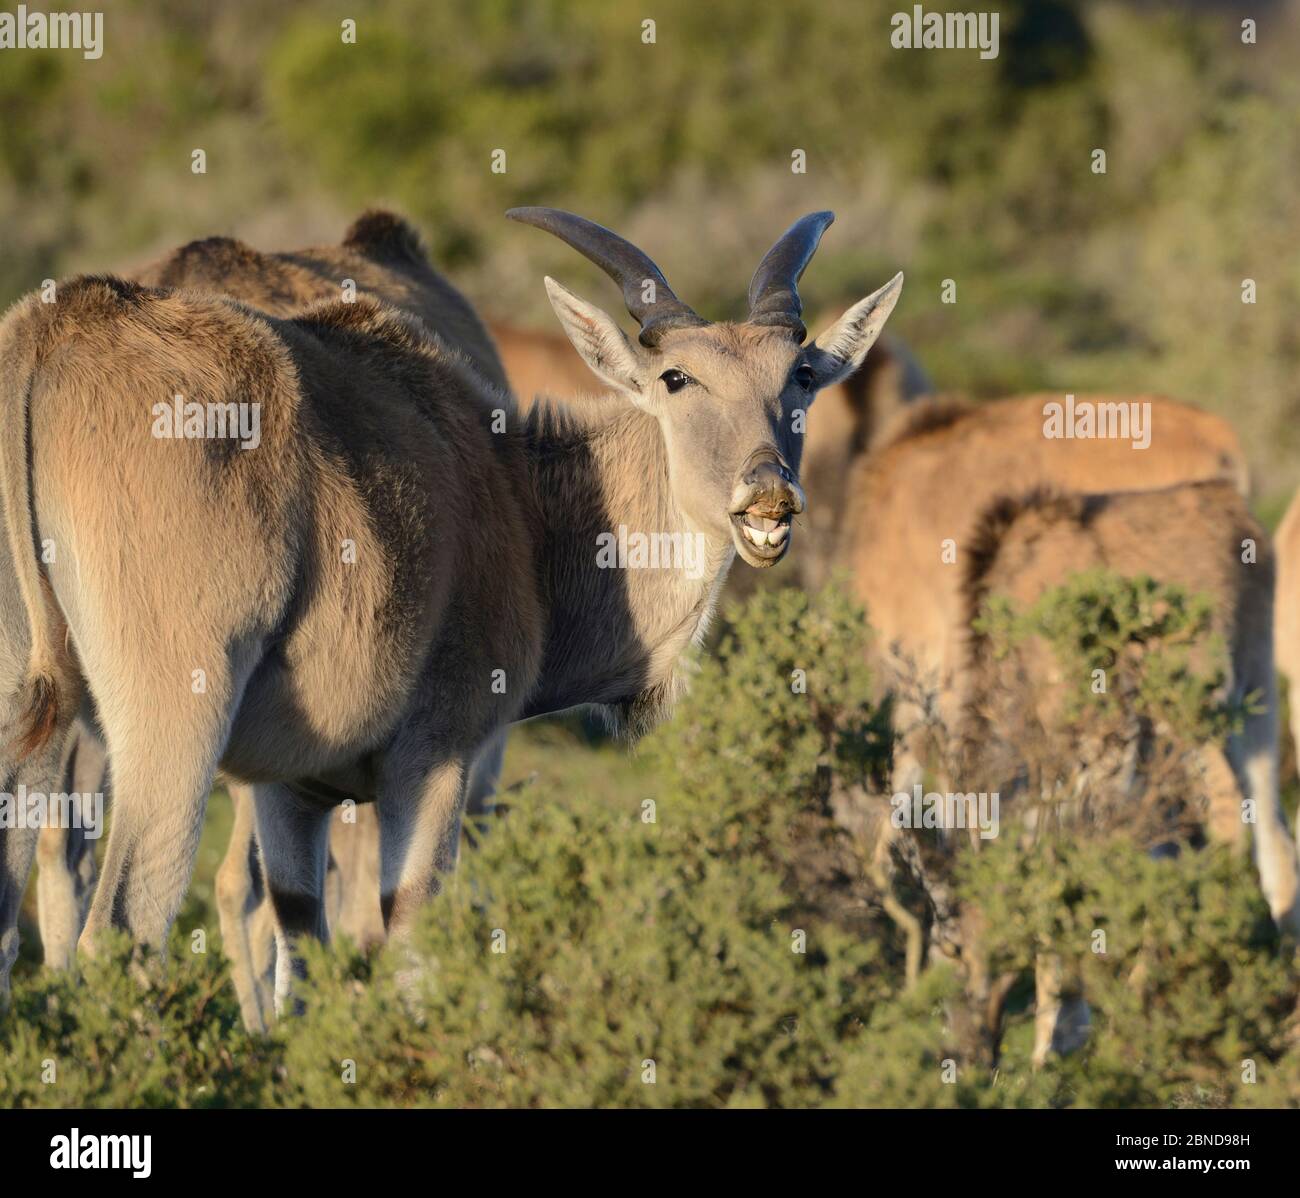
[0,208,1297,1069]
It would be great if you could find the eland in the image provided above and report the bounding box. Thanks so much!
[0,207,902,1006]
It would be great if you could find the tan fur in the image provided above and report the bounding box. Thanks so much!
[491,318,927,493]
[6,278,538,916]
[24,214,517,1022]
[221,735,504,1033]
[841,393,1249,754]
[134,210,507,393]
[135,216,514,1022]
[214,780,276,1030]
[0,275,544,992]
[755,331,931,592]
[29,214,541,1016]
[33,719,105,972]
[32,227,606,1027]
[836,396,1257,1068]
[219,789,384,1033]
[0,212,900,1007]
[487,322,603,403]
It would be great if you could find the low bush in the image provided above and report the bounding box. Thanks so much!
[2,581,1294,1108]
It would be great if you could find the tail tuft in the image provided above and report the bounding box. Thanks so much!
[15,673,59,758]
[1,302,66,764]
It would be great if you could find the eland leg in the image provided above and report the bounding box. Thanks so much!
[77,644,256,961]
[378,748,469,938]
[36,722,108,971]
[251,782,332,1016]
[328,802,385,951]
[216,783,276,1032]
[1227,674,1300,933]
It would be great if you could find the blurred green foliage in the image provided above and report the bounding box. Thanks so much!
[2,1,1297,503]
[964,839,1296,1107]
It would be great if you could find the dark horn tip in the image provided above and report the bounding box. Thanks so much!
[506,206,555,226]
[506,205,708,337]
[745,209,839,339]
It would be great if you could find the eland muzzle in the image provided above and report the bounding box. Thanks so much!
[729,450,805,565]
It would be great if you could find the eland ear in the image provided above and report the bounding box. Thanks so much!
[806,272,904,390]
[543,277,647,397]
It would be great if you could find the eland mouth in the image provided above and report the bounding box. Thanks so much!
[727,456,804,567]
[730,504,795,566]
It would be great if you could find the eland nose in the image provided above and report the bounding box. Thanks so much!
[739,454,804,516]
[744,457,795,489]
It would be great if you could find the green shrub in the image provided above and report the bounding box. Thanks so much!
[272,584,894,1108]
[3,581,1295,1109]
[648,582,892,861]
[0,931,277,1108]
[963,838,1296,1108]
[975,568,1236,742]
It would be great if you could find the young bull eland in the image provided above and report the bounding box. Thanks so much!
[0,208,902,1002]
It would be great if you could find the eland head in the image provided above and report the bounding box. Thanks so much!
[507,207,903,567]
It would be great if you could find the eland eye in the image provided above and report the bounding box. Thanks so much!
[794,364,816,391]
[659,369,693,393]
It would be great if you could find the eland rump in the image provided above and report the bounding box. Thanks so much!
[0,208,901,1002]
[24,210,514,1026]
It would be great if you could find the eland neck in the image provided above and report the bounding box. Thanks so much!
[515,400,735,731]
